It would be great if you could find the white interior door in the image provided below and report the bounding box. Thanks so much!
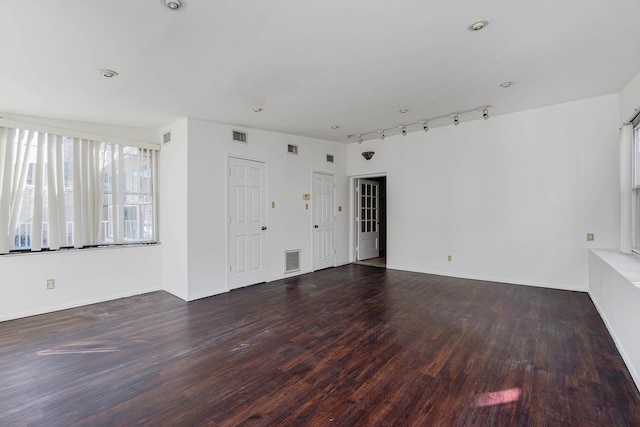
[228,157,267,289]
[357,179,380,261]
[313,172,335,271]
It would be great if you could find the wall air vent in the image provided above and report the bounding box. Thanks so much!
[326,154,334,163]
[163,132,171,144]
[287,144,298,155]
[233,130,248,144]
[285,250,300,273]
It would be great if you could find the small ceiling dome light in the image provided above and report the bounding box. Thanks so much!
[454,115,460,126]
[483,109,489,120]
[421,120,429,132]
[399,109,410,114]
[330,125,340,129]
[100,69,118,78]
[251,107,263,113]
[468,20,489,31]
[165,0,181,10]
[499,81,514,88]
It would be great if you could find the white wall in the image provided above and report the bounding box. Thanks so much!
[159,118,190,300]
[619,70,640,124]
[0,245,162,322]
[348,95,620,290]
[162,118,349,301]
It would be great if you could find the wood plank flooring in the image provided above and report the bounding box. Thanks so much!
[1,264,639,426]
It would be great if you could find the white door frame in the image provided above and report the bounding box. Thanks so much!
[227,155,269,289]
[356,178,380,261]
[312,170,336,271]
[349,173,387,263]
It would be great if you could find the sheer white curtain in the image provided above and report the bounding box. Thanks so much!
[72,138,105,248]
[46,133,66,250]
[0,127,107,254]
[0,128,34,253]
[620,124,633,254]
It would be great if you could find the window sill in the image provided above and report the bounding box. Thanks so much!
[1,242,160,257]
[590,249,640,290]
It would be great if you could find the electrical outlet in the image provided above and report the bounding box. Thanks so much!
[447,255,452,262]
[587,233,595,241]
[46,279,55,290]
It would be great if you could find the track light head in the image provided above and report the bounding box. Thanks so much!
[380,131,385,141]
[357,134,363,144]
[421,121,429,132]
[400,125,407,136]
[454,115,459,126]
[483,109,489,120]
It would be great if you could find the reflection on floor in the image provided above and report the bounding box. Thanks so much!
[356,256,386,267]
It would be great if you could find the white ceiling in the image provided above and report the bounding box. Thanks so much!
[2,0,640,143]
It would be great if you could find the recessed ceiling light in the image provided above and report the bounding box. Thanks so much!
[100,69,118,78]
[499,81,514,88]
[331,125,340,129]
[468,20,489,31]
[251,107,263,113]
[165,0,181,10]
[399,109,410,114]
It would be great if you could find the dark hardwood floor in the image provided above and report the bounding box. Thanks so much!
[1,264,639,426]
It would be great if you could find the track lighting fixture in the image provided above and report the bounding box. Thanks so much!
[347,105,489,142]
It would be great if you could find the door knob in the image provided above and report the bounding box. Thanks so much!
[314,225,319,228]
[262,226,267,230]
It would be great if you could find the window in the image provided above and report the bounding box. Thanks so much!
[0,126,158,254]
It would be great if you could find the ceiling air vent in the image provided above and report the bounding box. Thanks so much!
[285,250,300,273]
[287,144,298,155]
[162,131,171,144]
[326,154,334,163]
[233,130,248,144]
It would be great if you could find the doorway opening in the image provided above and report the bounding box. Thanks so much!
[354,176,386,268]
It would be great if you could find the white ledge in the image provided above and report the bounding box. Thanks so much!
[590,249,640,289]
